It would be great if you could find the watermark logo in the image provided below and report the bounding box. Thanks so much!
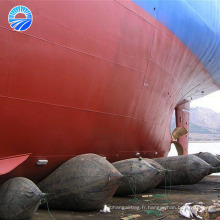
[8,5,33,31]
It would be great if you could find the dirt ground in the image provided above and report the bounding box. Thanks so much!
[33,176,220,220]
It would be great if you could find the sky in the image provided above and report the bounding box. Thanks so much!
[191,90,220,113]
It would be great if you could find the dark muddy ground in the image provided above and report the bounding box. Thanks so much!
[33,176,220,220]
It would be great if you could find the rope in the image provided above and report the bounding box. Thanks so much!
[123,173,138,201]
[212,167,220,173]
[145,210,163,216]
[153,194,164,198]
[123,168,173,201]
[43,193,56,220]
[164,171,172,197]
[122,169,174,219]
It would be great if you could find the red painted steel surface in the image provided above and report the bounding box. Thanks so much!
[0,0,219,183]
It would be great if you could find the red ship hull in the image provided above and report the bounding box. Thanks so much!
[0,0,219,183]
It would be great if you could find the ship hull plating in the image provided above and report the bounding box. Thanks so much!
[0,0,219,183]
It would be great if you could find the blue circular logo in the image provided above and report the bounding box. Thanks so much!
[8,5,33,31]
